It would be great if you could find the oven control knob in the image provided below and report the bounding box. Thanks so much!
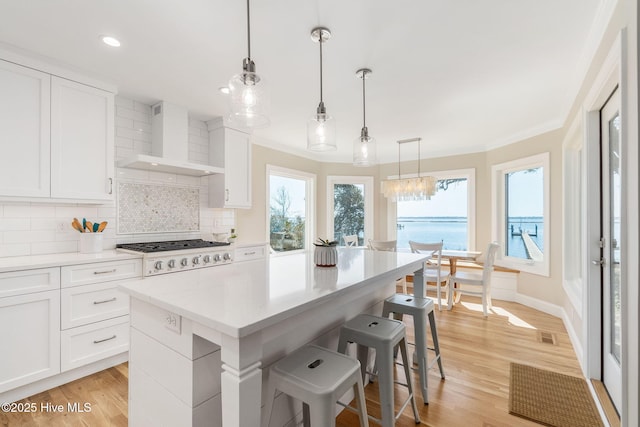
[167,259,176,269]
[223,252,232,261]
[181,258,188,267]
[192,256,200,265]
[154,261,163,270]
[213,254,221,262]
[203,255,212,263]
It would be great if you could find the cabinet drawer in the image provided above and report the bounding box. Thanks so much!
[61,259,141,288]
[61,281,129,329]
[0,267,59,298]
[61,316,129,372]
[234,244,267,262]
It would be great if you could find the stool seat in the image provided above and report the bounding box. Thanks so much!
[382,294,445,405]
[263,345,369,427]
[340,313,406,347]
[338,314,420,427]
[384,293,434,315]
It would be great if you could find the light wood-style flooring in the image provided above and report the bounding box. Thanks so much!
[1,296,591,427]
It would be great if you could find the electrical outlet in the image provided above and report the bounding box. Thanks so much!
[214,219,222,228]
[56,221,67,232]
[164,312,181,334]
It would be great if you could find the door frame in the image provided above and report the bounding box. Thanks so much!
[583,29,633,421]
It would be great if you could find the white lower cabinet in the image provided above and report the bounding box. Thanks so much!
[0,257,141,401]
[61,316,129,372]
[59,260,141,373]
[0,289,60,393]
[61,281,129,329]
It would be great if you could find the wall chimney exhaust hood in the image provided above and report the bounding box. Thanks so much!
[117,102,224,177]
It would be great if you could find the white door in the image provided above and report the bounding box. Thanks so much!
[601,87,622,411]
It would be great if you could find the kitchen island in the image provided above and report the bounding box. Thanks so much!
[119,248,428,427]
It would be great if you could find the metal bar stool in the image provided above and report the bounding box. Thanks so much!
[262,344,369,427]
[381,294,445,404]
[337,314,420,426]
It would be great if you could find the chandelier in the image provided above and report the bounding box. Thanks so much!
[381,138,437,202]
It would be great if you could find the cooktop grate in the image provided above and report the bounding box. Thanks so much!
[116,239,230,253]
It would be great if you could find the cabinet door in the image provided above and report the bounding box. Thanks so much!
[50,77,114,201]
[0,290,60,393]
[224,129,251,208]
[0,60,51,197]
[208,127,251,209]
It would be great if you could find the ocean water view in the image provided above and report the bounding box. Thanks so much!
[397,216,544,259]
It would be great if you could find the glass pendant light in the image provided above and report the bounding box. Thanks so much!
[307,27,337,151]
[353,68,377,166]
[228,0,269,128]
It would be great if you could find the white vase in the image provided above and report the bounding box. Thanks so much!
[314,245,337,267]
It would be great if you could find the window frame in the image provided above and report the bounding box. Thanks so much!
[266,164,316,254]
[326,176,374,246]
[491,152,550,276]
[387,168,476,251]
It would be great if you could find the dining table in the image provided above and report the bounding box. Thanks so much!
[440,249,482,276]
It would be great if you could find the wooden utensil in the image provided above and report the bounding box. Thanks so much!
[97,221,108,232]
[85,221,93,232]
[71,218,83,232]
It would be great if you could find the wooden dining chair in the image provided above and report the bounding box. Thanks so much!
[368,239,407,292]
[448,242,500,317]
[408,240,450,310]
[343,234,359,247]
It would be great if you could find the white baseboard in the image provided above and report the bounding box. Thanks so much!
[513,293,563,317]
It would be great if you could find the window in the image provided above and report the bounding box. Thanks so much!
[326,176,374,246]
[267,165,315,253]
[388,169,476,251]
[492,153,549,276]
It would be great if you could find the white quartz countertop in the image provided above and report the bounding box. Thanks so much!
[0,250,142,273]
[119,248,427,338]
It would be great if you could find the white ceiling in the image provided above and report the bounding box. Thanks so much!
[0,0,604,164]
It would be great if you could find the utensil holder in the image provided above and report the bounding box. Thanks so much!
[80,233,103,254]
[314,246,337,267]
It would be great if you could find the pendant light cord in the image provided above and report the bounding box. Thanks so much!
[246,0,251,60]
[362,74,366,128]
[319,35,324,103]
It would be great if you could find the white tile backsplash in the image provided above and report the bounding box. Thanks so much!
[0,95,235,256]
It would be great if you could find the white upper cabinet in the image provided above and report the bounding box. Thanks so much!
[0,57,115,202]
[208,120,252,209]
[51,77,114,200]
[0,60,51,197]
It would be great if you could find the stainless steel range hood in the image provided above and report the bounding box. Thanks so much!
[117,102,223,177]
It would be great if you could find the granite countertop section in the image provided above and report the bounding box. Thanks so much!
[119,248,427,338]
[0,250,142,273]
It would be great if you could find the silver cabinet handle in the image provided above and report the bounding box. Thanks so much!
[108,177,113,194]
[244,251,256,256]
[93,335,116,344]
[225,189,230,202]
[93,297,117,305]
[592,259,605,266]
[93,269,116,275]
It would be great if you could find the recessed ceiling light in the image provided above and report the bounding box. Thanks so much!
[101,35,121,47]
[219,86,230,95]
